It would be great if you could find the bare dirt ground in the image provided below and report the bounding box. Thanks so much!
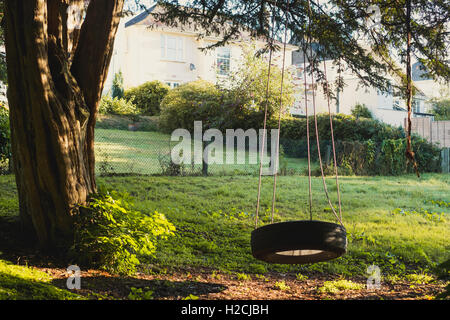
[41,266,447,300]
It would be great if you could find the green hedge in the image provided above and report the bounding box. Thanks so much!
[124,81,170,116]
[155,79,440,175]
[307,137,441,176]
[273,114,404,144]
[98,96,138,116]
[0,103,11,174]
[268,115,440,175]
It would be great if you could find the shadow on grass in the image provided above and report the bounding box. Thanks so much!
[51,276,227,299]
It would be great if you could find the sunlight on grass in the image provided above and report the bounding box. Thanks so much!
[318,279,365,294]
[0,260,82,300]
[0,171,448,280]
[93,173,450,278]
[94,128,311,175]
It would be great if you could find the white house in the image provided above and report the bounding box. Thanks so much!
[105,5,445,129]
[412,61,449,103]
[104,4,298,94]
[290,46,437,127]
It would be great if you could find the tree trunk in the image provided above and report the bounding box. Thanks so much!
[405,0,420,178]
[4,0,124,249]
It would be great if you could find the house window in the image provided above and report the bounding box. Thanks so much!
[166,82,180,89]
[161,34,184,61]
[412,100,421,113]
[216,47,231,75]
[378,84,393,97]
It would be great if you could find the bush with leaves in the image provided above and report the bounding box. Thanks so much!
[159,80,224,133]
[282,116,440,175]
[159,46,296,133]
[275,113,405,158]
[217,44,295,122]
[431,98,450,120]
[325,136,441,176]
[111,71,125,99]
[351,103,373,119]
[71,188,176,275]
[98,95,138,116]
[124,80,170,116]
[377,136,441,175]
[0,103,11,173]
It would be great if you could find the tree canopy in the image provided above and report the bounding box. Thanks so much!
[152,0,449,94]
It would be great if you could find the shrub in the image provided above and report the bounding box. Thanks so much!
[111,71,124,99]
[159,80,223,133]
[351,103,373,119]
[71,188,176,275]
[334,140,377,175]
[301,134,440,176]
[96,114,159,132]
[278,114,404,143]
[275,114,405,160]
[98,95,138,116]
[217,44,295,121]
[273,280,290,291]
[124,81,170,116]
[431,98,450,120]
[128,287,154,300]
[379,139,408,175]
[157,152,186,176]
[377,136,441,175]
[0,103,11,174]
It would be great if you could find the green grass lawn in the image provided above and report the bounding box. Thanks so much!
[0,259,82,300]
[0,173,449,298]
[96,173,450,277]
[95,128,312,176]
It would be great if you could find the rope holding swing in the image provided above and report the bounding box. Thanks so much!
[306,0,343,225]
[255,0,342,227]
[271,0,291,224]
[251,0,347,265]
[254,0,277,228]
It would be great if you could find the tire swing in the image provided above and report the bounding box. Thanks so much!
[251,0,347,264]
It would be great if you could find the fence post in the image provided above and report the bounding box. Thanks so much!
[442,148,450,174]
[325,144,332,167]
[203,141,210,176]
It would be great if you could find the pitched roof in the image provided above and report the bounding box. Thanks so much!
[412,61,433,82]
[125,3,158,28]
[123,4,298,51]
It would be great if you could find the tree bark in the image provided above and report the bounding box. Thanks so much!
[405,0,420,178]
[4,0,124,249]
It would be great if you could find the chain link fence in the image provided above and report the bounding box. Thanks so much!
[94,126,446,177]
[94,128,308,176]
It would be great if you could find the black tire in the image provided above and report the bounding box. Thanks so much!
[251,220,347,264]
